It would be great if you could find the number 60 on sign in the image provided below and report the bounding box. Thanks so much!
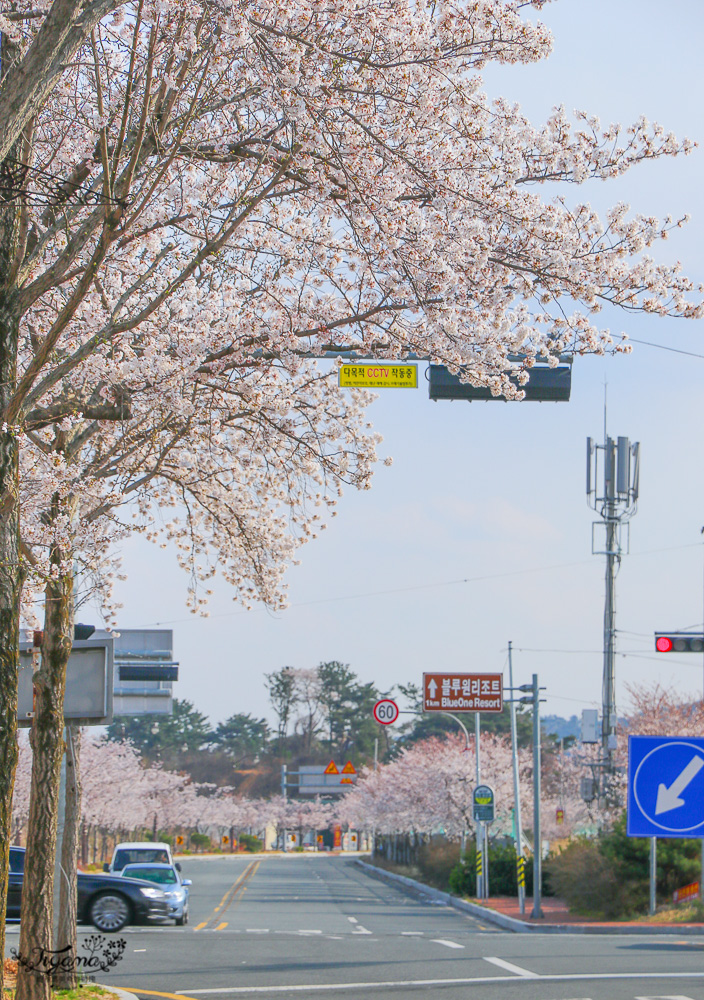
[373,699,399,725]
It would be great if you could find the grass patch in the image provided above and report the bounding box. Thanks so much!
[2,962,120,1000]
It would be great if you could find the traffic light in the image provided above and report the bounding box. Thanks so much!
[654,633,704,653]
[428,362,572,402]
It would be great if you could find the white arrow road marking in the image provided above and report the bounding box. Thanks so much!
[655,755,704,815]
[483,957,539,978]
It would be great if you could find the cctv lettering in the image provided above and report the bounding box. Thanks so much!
[344,366,413,380]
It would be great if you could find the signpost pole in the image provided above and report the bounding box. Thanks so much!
[531,674,543,918]
[474,712,485,899]
[649,837,657,915]
[508,641,525,915]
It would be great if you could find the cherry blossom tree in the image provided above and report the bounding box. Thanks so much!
[1,1,703,989]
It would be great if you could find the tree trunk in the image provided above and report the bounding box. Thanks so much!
[16,508,73,1000]
[0,27,26,995]
[53,726,82,990]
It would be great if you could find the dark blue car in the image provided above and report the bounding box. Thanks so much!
[8,847,170,932]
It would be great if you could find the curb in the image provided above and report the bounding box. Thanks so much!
[354,859,704,935]
[98,988,141,1000]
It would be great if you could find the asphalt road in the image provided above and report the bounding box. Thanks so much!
[6,854,704,999]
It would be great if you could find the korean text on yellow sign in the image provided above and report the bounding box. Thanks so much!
[339,363,418,388]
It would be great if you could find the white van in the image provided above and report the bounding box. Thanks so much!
[104,841,181,874]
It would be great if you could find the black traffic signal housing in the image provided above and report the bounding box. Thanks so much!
[428,360,572,402]
[654,632,704,653]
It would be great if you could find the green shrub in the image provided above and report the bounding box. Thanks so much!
[190,832,212,852]
[239,833,263,853]
[416,838,461,889]
[545,838,622,917]
[545,813,703,919]
[449,840,551,898]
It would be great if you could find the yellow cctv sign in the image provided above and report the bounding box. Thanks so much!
[339,363,418,388]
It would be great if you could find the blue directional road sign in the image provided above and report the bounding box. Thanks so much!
[627,735,704,837]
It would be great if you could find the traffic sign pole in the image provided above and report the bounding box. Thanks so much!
[531,674,543,919]
[474,712,485,899]
[649,837,657,916]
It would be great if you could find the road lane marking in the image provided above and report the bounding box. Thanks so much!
[635,996,700,999]
[347,917,358,923]
[197,861,260,929]
[432,939,464,949]
[246,929,269,933]
[123,990,203,1000]
[133,949,147,953]
[299,929,322,934]
[401,931,423,935]
[175,972,704,995]
[484,957,539,978]
[215,922,229,931]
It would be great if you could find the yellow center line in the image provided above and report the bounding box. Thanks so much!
[196,860,258,929]
[215,921,228,930]
[120,990,201,1000]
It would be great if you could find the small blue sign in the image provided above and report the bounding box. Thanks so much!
[627,735,704,837]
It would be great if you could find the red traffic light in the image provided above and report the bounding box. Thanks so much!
[655,636,674,652]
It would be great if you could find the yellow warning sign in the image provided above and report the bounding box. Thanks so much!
[324,761,339,775]
[341,761,357,775]
[339,364,418,389]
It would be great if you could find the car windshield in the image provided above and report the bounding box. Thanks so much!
[124,866,178,885]
[113,849,170,870]
[9,850,24,874]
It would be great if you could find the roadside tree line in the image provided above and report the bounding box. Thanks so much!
[1,0,700,996]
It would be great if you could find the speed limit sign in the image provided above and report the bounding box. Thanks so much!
[373,699,399,725]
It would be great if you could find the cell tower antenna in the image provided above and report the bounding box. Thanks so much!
[585,413,639,805]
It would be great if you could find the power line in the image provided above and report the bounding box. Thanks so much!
[627,337,704,360]
[141,540,704,628]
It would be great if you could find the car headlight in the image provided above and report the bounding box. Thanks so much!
[139,887,165,899]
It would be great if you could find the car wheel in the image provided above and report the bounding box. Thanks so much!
[89,892,131,932]
[175,906,188,926]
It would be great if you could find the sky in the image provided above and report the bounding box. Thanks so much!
[107,0,704,736]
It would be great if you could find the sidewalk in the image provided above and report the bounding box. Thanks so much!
[477,894,704,931]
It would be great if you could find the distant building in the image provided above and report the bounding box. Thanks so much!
[112,628,178,716]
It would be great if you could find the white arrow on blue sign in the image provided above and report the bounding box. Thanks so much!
[627,735,704,837]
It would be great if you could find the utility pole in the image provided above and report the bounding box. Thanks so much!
[587,429,639,796]
[508,641,525,915]
[281,763,288,852]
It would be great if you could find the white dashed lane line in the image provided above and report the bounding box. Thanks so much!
[431,939,464,949]
[483,956,539,978]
